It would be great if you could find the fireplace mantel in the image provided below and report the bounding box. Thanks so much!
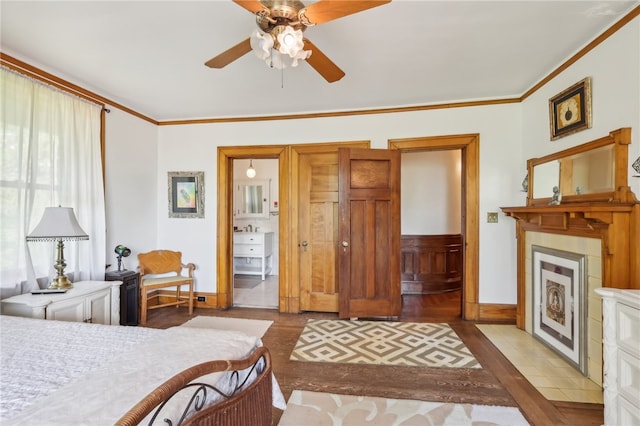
[502,203,637,236]
[501,128,640,328]
[502,202,639,328]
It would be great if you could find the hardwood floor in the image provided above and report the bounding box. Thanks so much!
[144,291,603,425]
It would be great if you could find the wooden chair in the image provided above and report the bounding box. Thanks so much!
[138,250,195,325]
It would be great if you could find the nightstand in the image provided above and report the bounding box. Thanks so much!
[105,270,139,326]
[1,281,120,324]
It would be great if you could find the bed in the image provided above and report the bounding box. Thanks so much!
[0,315,285,425]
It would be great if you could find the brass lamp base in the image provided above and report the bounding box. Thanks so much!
[48,275,73,290]
[48,239,74,290]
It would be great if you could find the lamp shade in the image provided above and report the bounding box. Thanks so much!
[26,207,89,241]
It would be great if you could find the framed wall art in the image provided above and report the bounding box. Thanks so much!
[549,77,592,140]
[168,171,204,218]
[532,245,587,375]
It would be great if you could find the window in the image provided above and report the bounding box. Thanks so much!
[0,66,106,296]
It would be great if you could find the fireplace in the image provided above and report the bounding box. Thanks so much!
[531,245,587,375]
[523,232,602,384]
[502,128,639,391]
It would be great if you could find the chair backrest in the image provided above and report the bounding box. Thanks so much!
[138,250,183,275]
[115,347,272,426]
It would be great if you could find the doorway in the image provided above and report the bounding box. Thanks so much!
[216,145,288,312]
[401,149,463,317]
[217,136,480,319]
[389,134,479,320]
[232,158,279,309]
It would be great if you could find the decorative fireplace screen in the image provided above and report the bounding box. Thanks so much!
[532,245,587,375]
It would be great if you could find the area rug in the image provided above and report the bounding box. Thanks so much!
[180,316,273,337]
[278,390,529,426]
[290,319,480,368]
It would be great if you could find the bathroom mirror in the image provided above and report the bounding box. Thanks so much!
[235,179,269,219]
[527,128,634,206]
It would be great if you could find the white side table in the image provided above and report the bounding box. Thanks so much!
[1,281,120,325]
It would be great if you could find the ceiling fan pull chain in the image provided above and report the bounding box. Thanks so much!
[281,67,284,89]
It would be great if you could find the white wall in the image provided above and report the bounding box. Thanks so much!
[154,104,522,303]
[401,150,462,235]
[521,17,640,198]
[104,16,639,306]
[104,107,158,272]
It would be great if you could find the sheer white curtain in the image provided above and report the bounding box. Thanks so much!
[0,67,105,297]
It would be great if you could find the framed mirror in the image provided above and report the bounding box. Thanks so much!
[527,128,634,206]
[235,179,270,219]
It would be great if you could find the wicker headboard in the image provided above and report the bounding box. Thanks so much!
[116,346,272,426]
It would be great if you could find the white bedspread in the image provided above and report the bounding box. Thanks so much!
[0,315,285,425]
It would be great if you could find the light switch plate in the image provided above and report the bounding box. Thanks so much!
[487,212,499,223]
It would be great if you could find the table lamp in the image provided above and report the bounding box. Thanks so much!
[26,206,89,290]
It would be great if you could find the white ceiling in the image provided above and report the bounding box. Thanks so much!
[1,1,638,122]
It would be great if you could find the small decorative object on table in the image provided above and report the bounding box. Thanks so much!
[633,156,640,177]
[114,245,131,272]
[521,173,528,192]
[549,186,561,205]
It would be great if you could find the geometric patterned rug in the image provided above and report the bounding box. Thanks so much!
[278,390,529,425]
[289,319,481,368]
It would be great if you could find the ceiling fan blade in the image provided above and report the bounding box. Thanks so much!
[304,39,345,83]
[301,0,390,25]
[232,0,267,14]
[205,38,252,69]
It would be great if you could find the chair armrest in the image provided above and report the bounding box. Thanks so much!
[182,262,196,277]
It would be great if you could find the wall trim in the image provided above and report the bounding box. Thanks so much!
[478,303,517,323]
[2,4,637,125]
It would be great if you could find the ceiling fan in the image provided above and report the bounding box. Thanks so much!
[205,0,391,83]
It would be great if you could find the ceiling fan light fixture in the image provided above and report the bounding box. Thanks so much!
[250,29,274,61]
[277,26,304,57]
[206,1,389,82]
[290,48,311,67]
[251,26,310,70]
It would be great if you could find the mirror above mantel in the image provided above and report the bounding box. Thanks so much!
[527,127,637,206]
[501,128,640,329]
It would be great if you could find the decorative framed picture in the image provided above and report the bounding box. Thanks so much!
[168,171,204,218]
[549,77,592,140]
[531,245,587,375]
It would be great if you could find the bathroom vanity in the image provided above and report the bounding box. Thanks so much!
[233,232,274,280]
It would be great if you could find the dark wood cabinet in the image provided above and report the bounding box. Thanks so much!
[105,270,139,326]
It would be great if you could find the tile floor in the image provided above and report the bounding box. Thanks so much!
[233,274,279,309]
[476,324,603,404]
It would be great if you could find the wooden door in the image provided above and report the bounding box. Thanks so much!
[338,148,401,318]
[298,152,340,311]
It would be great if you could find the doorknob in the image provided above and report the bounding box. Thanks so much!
[300,240,308,251]
[341,240,349,252]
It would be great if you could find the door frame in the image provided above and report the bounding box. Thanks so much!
[216,145,289,311]
[388,134,480,320]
